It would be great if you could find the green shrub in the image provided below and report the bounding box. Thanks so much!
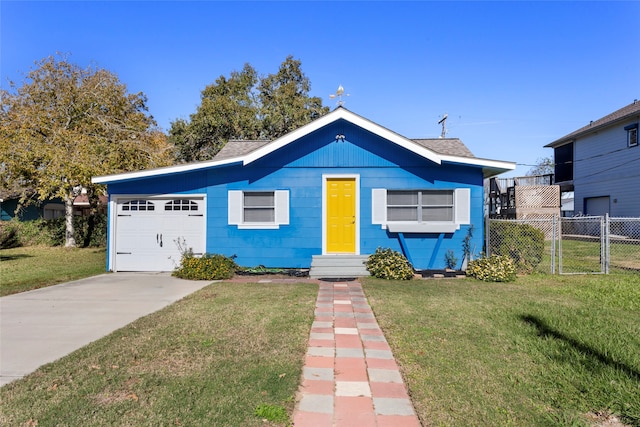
[493,222,544,274]
[466,255,517,282]
[366,247,414,280]
[7,214,107,247]
[0,222,21,249]
[173,253,238,280]
[444,249,458,270]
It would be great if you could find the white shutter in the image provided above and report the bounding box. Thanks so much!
[228,190,243,225]
[371,189,387,225]
[275,190,289,225]
[454,188,471,224]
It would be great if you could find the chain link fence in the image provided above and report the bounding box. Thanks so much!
[487,215,640,275]
[609,217,640,272]
[486,218,557,274]
[559,216,605,274]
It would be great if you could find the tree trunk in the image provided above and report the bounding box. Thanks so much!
[64,195,76,247]
[83,188,99,248]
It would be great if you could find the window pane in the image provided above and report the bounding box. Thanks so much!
[629,128,638,146]
[388,207,418,221]
[422,207,453,221]
[387,191,418,206]
[244,208,275,222]
[423,191,453,206]
[244,192,275,207]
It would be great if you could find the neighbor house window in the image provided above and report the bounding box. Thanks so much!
[43,203,65,219]
[372,188,470,233]
[228,190,289,229]
[625,124,638,147]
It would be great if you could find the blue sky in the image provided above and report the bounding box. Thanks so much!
[2,1,639,176]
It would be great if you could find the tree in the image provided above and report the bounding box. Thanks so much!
[170,56,329,162]
[258,56,328,138]
[527,156,554,176]
[170,64,260,162]
[0,55,173,247]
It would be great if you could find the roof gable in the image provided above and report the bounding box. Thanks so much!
[240,108,442,165]
[93,107,514,184]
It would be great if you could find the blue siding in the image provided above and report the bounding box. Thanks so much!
[106,121,486,270]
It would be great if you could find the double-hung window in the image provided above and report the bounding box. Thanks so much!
[387,190,454,222]
[228,190,289,229]
[243,192,275,223]
[625,124,638,147]
[372,188,470,233]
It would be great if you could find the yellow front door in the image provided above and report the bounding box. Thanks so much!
[326,178,356,253]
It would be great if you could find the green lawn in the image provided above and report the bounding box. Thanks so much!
[3,247,639,426]
[0,281,317,426]
[363,274,640,426]
[0,246,106,296]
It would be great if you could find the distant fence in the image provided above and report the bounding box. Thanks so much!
[487,215,640,275]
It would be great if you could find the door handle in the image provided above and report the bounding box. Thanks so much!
[159,233,163,247]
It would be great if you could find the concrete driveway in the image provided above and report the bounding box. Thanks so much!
[0,273,211,386]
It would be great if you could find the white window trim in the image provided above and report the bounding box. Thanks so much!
[228,190,289,229]
[372,188,470,233]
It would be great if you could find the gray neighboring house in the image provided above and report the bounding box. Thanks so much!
[545,100,640,217]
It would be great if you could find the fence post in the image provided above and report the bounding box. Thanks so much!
[551,215,556,275]
[605,213,610,274]
[558,217,563,274]
[485,215,491,257]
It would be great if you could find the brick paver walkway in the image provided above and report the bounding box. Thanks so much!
[293,280,421,427]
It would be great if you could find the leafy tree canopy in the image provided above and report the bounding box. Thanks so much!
[527,156,554,176]
[170,56,329,162]
[0,54,173,246]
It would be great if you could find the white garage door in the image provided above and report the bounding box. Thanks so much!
[114,197,205,272]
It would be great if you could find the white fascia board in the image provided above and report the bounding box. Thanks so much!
[243,108,442,166]
[92,157,243,184]
[439,154,516,171]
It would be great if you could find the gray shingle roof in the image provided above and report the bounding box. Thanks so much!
[215,137,476,161]
[214,140,272,160]
[411,138,475,158]
[545,100,640,147]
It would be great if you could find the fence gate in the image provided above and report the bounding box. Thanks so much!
[559,216,606,274]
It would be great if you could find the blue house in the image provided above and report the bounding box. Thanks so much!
[92,108,515,276]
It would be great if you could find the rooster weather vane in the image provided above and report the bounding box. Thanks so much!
[329,84,350,107]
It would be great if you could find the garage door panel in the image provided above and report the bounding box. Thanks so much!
[114,198,205,272]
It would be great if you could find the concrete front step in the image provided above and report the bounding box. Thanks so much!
[309,255,370,279]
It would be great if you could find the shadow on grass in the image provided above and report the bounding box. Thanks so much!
[0,253,34,261]
[520,314,640,382]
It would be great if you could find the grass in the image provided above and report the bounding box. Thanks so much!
[0,281,317,426]
[534,239,640,274]
[363,274,640,427]
[0,246,106,296]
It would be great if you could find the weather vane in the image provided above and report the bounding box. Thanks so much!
[329,84,350,107]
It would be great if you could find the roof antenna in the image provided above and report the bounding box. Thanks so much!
[329,84,350,107]
[438,113,448,138]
